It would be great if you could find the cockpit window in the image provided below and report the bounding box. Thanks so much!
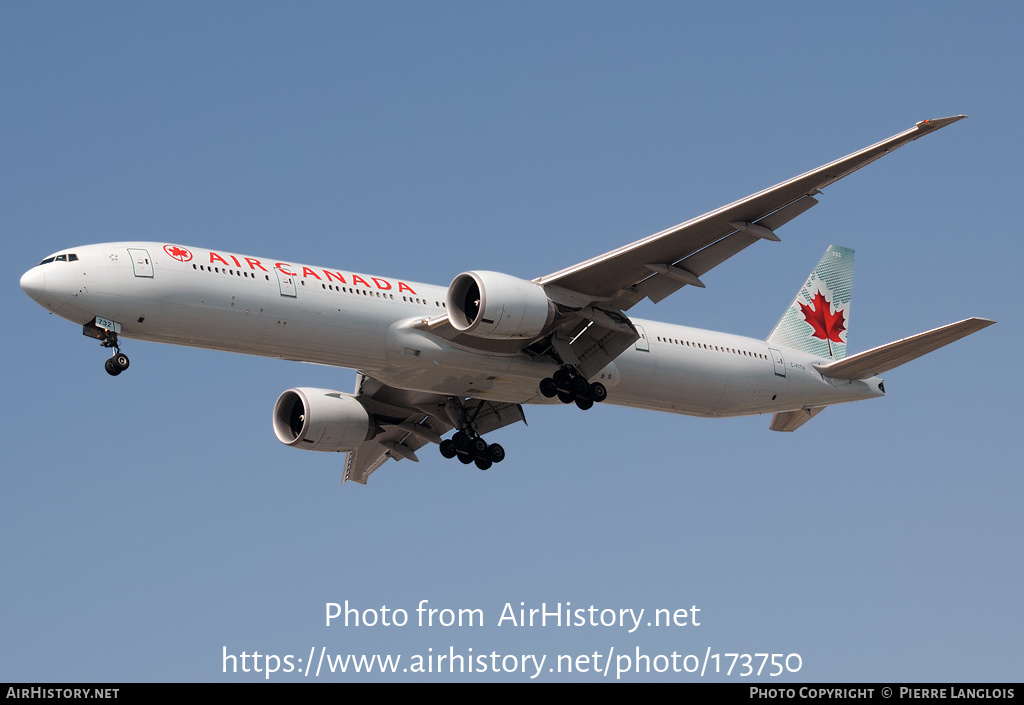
[37,253,78,265]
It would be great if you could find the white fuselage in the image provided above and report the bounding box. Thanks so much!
[20,242,884,417]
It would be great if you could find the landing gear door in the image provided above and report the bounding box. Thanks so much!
[634,324,650,352]
[276,268,296,297]
[769,347,786,377]
[127,248,154,278]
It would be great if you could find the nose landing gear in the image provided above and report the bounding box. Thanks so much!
[97,332,130,377]
[104,350,130,376]
[83,317,131,376]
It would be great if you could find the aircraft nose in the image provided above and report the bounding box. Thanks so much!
[20,266,45,301]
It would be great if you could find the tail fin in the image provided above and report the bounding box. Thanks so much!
[767,245,854,360]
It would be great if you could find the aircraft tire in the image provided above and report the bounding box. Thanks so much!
[487,443,505,463]
[472,437,488,457]
[104,358,121,376]
[588,382,607,403]
[439,440,456,459]
[571,376,589,396]
[575,397,594,411]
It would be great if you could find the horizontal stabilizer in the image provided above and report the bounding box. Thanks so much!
[770,406,826,432]
[813,317,995,380]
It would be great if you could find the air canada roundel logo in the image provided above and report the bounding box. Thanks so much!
[163,244,193,262]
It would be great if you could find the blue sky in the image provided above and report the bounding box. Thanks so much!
[2,2,1021,682]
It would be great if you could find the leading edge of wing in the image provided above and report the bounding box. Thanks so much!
[534,116,966,301]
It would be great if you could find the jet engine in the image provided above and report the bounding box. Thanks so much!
[273,388,374,452]
[446,271,555,339]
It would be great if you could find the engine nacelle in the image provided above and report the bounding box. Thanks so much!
[273,388,374,452]
[446,271,555,339]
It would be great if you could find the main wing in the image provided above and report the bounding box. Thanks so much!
[535,115,965,308]
[418,117,966,377]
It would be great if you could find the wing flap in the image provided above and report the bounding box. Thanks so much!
[345,432,429,484]
[682,195,821,278]
[469,400,527,437]
[572,326,640,380]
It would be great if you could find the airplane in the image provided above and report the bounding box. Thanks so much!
[20,115,994,485]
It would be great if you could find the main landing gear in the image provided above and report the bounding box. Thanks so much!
[436,398,506,471]
[439,432,505,471]
[539,366,607,410]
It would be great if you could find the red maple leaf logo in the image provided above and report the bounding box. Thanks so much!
[163,244,193,262]
[799,290,846,357]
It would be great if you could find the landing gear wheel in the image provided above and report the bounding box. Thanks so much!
[487,443,505,463]
[571,375,590,397]
[471,437,488,457]
[552,368,573,388]
[575,397,594,411]
[539,377,558,398]
[557,390,574,404]
[588,381,607,403]
[442,396,513,469]
[97,328,129,376]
